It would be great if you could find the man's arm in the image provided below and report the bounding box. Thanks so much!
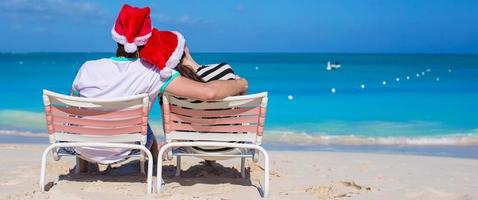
[164,76,248,101]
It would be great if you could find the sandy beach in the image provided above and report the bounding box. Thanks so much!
[0,144,476,200]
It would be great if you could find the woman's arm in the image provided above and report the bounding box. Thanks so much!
[164,76,248,101]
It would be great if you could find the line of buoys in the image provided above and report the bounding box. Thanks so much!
[289,67,450,98]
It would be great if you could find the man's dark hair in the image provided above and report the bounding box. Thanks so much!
[116,43,144,58]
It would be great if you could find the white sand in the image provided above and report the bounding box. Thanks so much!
[0,144,477,200]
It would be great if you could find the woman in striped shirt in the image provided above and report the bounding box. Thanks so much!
[173,47,246,165]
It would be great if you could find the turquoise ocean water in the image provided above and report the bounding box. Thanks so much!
[1,53,478,153]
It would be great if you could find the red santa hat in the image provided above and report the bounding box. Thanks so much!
[111,4,153,53]
[140,28,186,80]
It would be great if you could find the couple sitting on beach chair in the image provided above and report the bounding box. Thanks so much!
[40,4,269,197]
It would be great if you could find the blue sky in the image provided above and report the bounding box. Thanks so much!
[0,0,477,53]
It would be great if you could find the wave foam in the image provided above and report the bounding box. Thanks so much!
[1,129,478,146]
[263,130,478,146]
[0,130,47,137]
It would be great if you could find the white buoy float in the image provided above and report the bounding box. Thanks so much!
[360,84,365,89]
[448,69,452,73]
[406,76,410,80]
[395,77,400,82]
[255,66,259,70]
[416,73,420,77]
[436,77,440,81]
[382,81,387,85]
[287,95,293,100]
[421,71,425,75]
[331,88,336,93]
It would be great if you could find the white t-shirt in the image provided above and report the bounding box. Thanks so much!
[71,57,179,164]
[72,57,178,107]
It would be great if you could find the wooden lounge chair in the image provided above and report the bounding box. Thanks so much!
[40,90,154,193]
[157,92,269,197]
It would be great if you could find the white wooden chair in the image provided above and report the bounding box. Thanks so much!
[40,90,154,193]
[157,92,269,197]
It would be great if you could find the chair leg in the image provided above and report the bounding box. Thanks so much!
[259,148,270,198]
[75,157,81,174]
[40,145,54,192]
[139,149,146,175]
[175,156,181,177]
[157,153,164,192]
[40,156,47,192]
[140,159,146,175]
[52,148,60,161]
[240,157,246,178]
[143,149,153,194]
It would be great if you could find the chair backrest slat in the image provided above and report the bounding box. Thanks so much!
[54,124,143,135]
[170,114,259,125]
[170,105,260,118]
[171,124,258,133]
[169,96,262,109]
[52,115,143,127]
[51,106,143,118]
[48,95,143,110]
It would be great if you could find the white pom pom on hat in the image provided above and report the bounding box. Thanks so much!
[124,43,138,53]
[160,67,173,80]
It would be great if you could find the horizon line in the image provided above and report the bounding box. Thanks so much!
[1,51,477,56]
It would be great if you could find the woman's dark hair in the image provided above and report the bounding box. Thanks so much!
[176,64,204,82]
[116,43,143,58]
[175,52,205,82]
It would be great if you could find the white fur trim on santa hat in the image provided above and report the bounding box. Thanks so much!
[111,25,153,47]
[162,31,186,79]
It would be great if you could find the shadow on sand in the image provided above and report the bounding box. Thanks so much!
[162,160,254,187]
[47,159,258,191]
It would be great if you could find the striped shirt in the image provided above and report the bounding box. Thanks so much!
[196,63,236,81]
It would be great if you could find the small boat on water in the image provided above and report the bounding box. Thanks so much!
[327,61,341,71]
